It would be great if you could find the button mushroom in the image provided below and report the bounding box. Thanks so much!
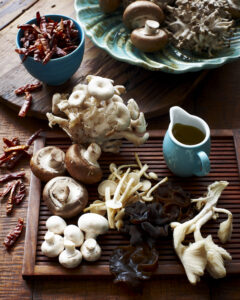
[46,215,67,235]
[131,20,168,52]
[99,0,121,13]
[59,240,82,268]
[81,238,102,262]
[78,213,109,239]
[43,176,88,218]
[64,225,84,247]
[41,231,64,258]
[65,143,103,184]
[30,146,66,182]
[123,1,164,30]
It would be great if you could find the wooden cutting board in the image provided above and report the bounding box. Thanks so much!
[22,129,240,277]
[0,33,208,120]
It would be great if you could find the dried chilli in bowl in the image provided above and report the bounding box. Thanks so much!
[15,11,80,64]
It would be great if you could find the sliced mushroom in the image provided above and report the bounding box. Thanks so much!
[131,20,168,52]
[123,1,164,30]
[65,143,103,184]
[99,0,121,13]
[30,146,66,182]
[43,176,88,218]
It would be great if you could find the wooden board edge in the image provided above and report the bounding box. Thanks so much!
[22,136,45,277]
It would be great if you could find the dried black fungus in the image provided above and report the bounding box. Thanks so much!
[109,245,158,288]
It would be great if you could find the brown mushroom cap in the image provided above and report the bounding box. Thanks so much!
[99,0,121,13]
[30,146,66,182]
[131,27,168,52]
[123,1,164,30]
[65,144,103,184]
[43,176,88,218]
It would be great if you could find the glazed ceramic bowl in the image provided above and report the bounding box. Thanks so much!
[16,14,85,85]
[75,0,240,73]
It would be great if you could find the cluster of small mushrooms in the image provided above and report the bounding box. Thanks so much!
[41,214,109,268]
[99,0,240,56]
[47,75,148,153]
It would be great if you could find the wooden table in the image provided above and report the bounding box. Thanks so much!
[1,1,240,299]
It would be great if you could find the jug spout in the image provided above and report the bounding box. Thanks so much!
[169,106,190,128]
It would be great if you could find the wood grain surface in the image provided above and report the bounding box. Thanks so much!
[0,0,208,120]
[1,0,240,299]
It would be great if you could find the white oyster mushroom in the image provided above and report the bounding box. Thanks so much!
[81,238,102,262]
[41,231,64,258]
[171,181,232,284]
[64,225,84,247]
[46,215,67,235]
[59,240,82,268]
[78,213,109,239]
[46,75,149,153]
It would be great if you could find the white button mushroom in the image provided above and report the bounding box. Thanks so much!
[41,231,64,258]
[64,225,84,247]
[81,238,101,262]
[78,213,109,239]
[59,240,82,268]
[46,215,67,235]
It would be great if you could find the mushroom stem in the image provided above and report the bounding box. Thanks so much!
[144,20,160,35]
[45,231,55,245]
[82,143,102,166]
[49,149,64,168]
[64,240,76,255]
[85,239,97,251]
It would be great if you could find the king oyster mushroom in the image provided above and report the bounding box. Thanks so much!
[131,19,168,52]
[65,143,103,184]
[30,146,66,182]
[43,176,88,218]
[123,1,165,30]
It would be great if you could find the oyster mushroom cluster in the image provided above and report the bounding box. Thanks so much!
[47,75,149,153]
[166,0,235,56]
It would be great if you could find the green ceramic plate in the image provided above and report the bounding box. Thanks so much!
[75,0,240,73]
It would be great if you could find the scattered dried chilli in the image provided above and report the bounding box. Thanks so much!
[6,180,20,215]
[109,245,159,288]
[15,11,80,64]
[0,129,42,169]
[14,179,26,205]
[0,171,25,183]
[15,82,42,117]
[3,218,24,250]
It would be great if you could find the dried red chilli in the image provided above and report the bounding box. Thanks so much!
[15,11,80,64]
[14,180,26,205]
[0,129,42,169]
[18,91,33,117]
[0,171,25,183]
[15,82,42,95]
[6,180,20,215]
[0,182,13,198]
[3,218,24,250]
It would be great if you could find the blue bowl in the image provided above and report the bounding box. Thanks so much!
[16,14,85,86]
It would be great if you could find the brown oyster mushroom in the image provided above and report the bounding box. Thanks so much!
[43,176,88,218]
[131,20,168,52]
[65,143,103,184]
[99,0,121,13]
[123,1,164,30]
[30,146,66,182]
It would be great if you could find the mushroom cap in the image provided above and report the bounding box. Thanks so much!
[81,238,102,262]
[43,176,88,218]
[41,231,64,258]
[65,144,103,184]
[78,213,109,239]
[123,1,164,30]
[59,240,82,268]
[64,225,84,247]
[131,27,168,52]
[46,215,67,235]
[30,146,66,182]
[99,0,121,13]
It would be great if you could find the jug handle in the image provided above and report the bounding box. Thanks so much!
[194,151,210,177]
